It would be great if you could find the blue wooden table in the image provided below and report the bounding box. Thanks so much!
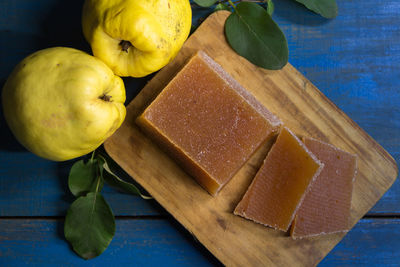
[1,0,399,266]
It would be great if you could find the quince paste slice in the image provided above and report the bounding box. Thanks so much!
[234,127,323,231]
[290,137,357,239]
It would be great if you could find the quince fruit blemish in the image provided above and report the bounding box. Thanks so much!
[82,0,192,77]
[2,47,126,161]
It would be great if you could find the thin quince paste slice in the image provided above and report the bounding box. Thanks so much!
[234,127,323,231]
[290,137,357,239]
[136,51,281,196]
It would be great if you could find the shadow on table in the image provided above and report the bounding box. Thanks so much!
[57,159,75,202]
[0,0,89,74]
[56,160,74,245]
[35,0,89,52]
[123,75,154,104]
[0,79,26,152]
[56,161,72,246]
[168,216,224,267]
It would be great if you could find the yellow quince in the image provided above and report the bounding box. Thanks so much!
[2,47,126,161]
[82,0,192,77]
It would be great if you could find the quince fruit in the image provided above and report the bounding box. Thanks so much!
[2,47,126,161]
[82,0,192,77]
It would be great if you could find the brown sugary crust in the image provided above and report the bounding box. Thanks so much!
[197,51,282,130]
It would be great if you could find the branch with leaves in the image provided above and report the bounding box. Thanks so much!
[64,151,150,259]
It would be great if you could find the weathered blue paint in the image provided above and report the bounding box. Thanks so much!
[0,219,220,266]
[0,218,399,266]
[271,0,400,213]
[321,218,400,266]
[0,153,162,216]
[0,0,399,265]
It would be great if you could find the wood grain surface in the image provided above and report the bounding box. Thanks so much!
[104,11,398,266]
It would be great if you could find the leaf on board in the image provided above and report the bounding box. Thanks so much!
[64,192,115,260]
[99,155,152,199]
[225,2,288,70]
[194,0,218,8]
[68,159,103,197]
[293,0,338,18]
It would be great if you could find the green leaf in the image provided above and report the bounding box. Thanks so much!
[68,158,103,197]
[64,192,115,259]
[266,0,274,16]
[99,155,152,199]
[225,2,288,70]
[214,3,231,12]
[194,0,218,8]
[293,0,338,18]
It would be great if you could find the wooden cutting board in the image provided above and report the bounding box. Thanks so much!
[104,11,398,266]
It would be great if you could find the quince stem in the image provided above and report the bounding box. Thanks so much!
[119,40,133,53]
[99,94,112,102]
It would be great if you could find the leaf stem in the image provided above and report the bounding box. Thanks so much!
[95,171,101,194]
[94,154,102,194]
[90,150,96,161]
[226,0,237,10]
